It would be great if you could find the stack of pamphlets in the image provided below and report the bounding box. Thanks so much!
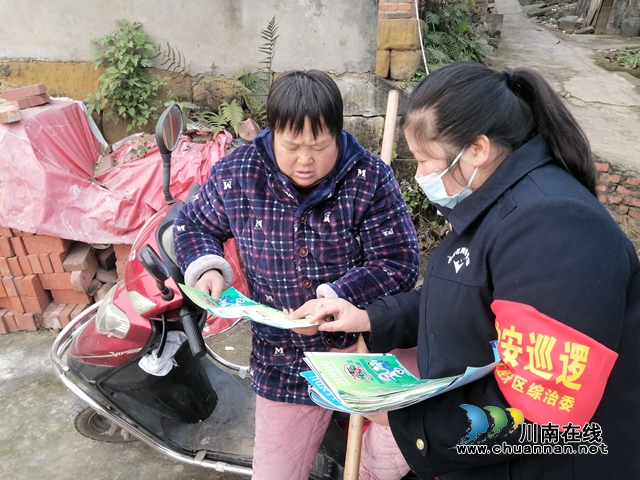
[180,285,325,330]
[302,343,500,414]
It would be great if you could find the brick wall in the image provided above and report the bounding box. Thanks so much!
[0,228,130,334]
[379,0,419,19]
[596,161,640,228]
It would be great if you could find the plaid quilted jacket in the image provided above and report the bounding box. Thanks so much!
[174,128,419,405]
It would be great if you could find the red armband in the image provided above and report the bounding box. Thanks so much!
[492,300,617,426]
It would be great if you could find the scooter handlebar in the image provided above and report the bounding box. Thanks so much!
[179,307,206,358]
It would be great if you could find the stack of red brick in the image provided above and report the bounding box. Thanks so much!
[4,83,51,109]
[0,227,132,334]
[596,161,640,228]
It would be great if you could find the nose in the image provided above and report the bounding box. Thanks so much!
[297,150,313,165]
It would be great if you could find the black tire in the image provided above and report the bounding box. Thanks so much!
[70,399,136,443]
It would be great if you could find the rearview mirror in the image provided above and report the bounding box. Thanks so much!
[156,104,183,156]
[155,104,184,205]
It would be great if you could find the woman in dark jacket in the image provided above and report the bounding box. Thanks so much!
[294,62,640,479]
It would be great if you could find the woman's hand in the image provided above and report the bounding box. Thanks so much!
[291,298,371,334]
[285,303,321,335]
[194,269,226,302]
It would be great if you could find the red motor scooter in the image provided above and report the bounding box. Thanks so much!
[50,105,348,479]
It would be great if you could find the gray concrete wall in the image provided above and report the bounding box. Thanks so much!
[0,0,378,76]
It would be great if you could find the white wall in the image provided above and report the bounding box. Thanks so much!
[0,0,378,76]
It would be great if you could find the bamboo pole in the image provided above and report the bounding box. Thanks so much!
[380,89,399,165]
[343,334,368,480]
[343,90,399,480]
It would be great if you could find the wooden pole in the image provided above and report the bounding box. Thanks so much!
[343,334,368,480]
[380,90,399,165]
[343,90,400,480]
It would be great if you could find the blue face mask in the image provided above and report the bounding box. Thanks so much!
[414,148,478,210]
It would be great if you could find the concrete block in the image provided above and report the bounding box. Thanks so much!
[63,242,96,272]
[390,50,422,81]
[70,254,99,293]
[94,282,115,302]
[86,279,103,297]
[335,72,410,117]
[621,18,640,37]
[377,19,422,50]
[0,103,21,123]
[95,267,118,284]
[343,117,385,155]
[376,49,391,78]
[96,246,116,270]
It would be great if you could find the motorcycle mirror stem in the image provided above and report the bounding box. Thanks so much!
[137,244,174,301]
[155,104,184,205]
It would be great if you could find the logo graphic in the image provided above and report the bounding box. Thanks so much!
[344,361,371,382]
[447,247,470,273]
[459,404,524,444]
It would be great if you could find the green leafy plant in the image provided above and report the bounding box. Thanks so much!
[415,0,491,77]
[399,179,449,262]
[618,50,640,70]
[258,16,280,90]
[86,19,167,132]
[161,17,278,136]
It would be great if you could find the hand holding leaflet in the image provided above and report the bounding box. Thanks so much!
[180,284,327,330]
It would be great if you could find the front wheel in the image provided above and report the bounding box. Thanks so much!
[70,399,135,443]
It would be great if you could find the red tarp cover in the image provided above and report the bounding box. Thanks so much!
[0,99,231,244]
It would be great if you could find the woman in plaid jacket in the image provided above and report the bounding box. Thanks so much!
[174,70,420,479]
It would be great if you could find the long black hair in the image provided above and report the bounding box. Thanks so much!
[403,62,597,195]
[267,70,343,140]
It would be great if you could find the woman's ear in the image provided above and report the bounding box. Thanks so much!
[465,135,493,168]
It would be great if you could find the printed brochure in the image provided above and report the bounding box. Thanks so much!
[180,284,324,330]
[302,342,500,413]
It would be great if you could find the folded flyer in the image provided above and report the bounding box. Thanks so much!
[302,342,500,413]
[180,284,324,330]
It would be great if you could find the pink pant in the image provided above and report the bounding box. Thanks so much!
[252,347,418,480]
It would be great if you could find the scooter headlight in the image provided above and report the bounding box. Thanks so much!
[96,285,130,337]
[127,290,157,315]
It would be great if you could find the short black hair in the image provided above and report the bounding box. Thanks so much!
[267,70,343,140]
